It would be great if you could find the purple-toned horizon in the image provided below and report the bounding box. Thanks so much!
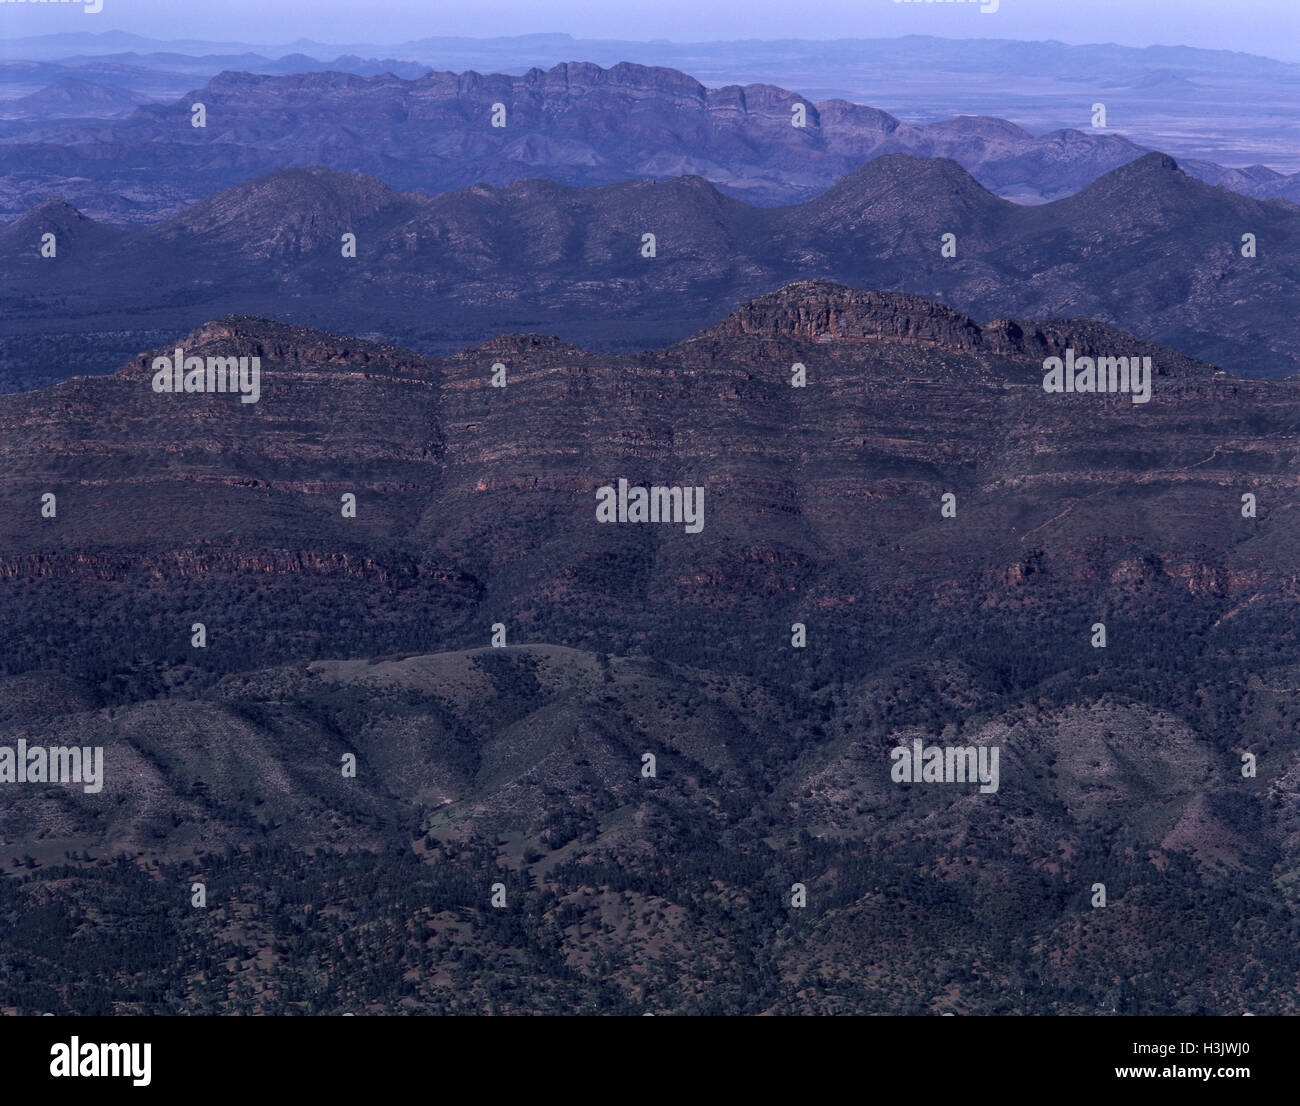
[3,0,1300,65]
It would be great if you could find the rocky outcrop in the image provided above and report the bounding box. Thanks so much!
[0,283,1295,660]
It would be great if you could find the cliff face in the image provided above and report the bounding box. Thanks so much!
[1,281,1296,663]
[695,284,991,348]
[0,60,1145,221]
[9,56,1290,225]
[697,282,1224,371]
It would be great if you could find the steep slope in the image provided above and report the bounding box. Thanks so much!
[1,281,1295,666]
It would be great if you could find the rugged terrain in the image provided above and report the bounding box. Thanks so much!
[3,60,1299,230]
[4,150,1298,391]
[1,283,1297,1014]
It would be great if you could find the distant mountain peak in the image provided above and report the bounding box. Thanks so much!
[822,152,1002,201]
[150,165,408,251]
[13,76,145,110]
[1064,150,1209,210]
[31,196,88,219]
[3,196,101,239]
[1131,151,1182,173]
[1073,150,1184,188]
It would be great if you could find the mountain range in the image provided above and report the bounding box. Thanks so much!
[1,281,1297,1013]
[2,60,1299,231]
[4,28,1299,1018]
[4,34,1298,174]
[4,151,1298,391]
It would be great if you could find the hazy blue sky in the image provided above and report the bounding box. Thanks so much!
[5,0,1299,63]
